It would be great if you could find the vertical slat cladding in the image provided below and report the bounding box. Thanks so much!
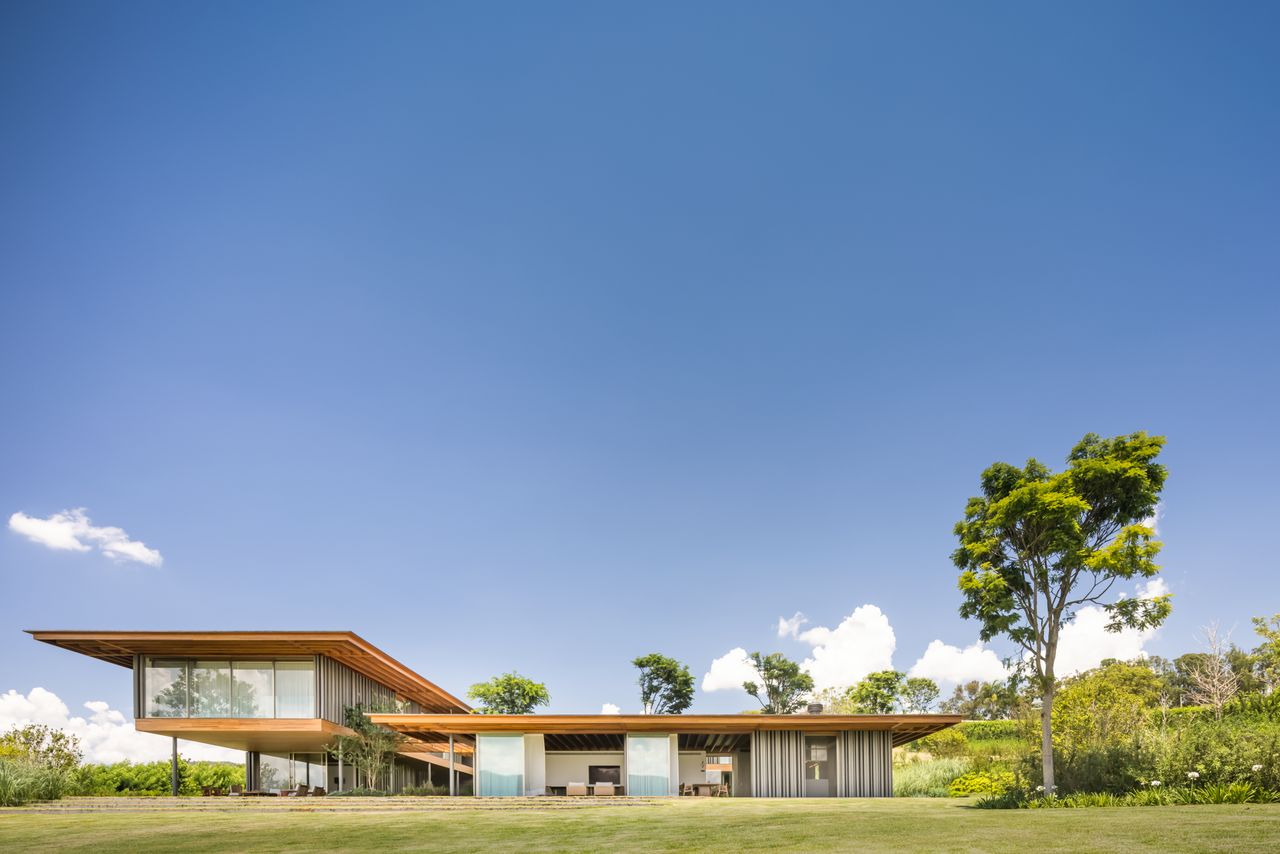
[836,731,892,797]
[318,655,407,724]
[749,731,804,797]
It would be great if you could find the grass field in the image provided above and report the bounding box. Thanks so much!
[2,797,1279,852]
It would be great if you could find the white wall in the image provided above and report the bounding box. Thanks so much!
[544,752,624,786]
[668,735,680,796]
[678,752,708,785]
[523,735,546,796]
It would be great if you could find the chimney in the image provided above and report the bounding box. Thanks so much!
[806,702,824,715]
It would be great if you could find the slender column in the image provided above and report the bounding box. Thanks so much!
[449,734,456,796]
[171,737,179,796]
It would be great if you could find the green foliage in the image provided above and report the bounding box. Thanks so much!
[327,705,406,791]
[938,679,1025,720]
[742,652,814,714]
[989,782,1280,809]
[843,670,905,714]
[0,724,83,771]
[632,653,694,715]
[326,787,392,797]
[960,720,1026,742]
[1252,613,1280,692]
[947,770,1016,797]
[467,672,551,715]
[70,759,244,796]
[1053,660,1162,754]
[402,782,447,796]
[893,757,971,797]
[901,677,940,713]
[0,758,72,805]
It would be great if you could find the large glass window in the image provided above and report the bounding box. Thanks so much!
[142,658,315,718]
[144,658,188,717]
[477,735,524,796]
[274,660,315,718]
[232,661,274,717]
[190,660,231,717]
[626,734,672,796]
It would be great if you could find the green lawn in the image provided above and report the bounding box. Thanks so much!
[3,798,1279,852]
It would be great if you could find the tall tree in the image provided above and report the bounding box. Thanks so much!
[325,705,405,790]
[953,431,1171,793]
[1188,624,1240,719]
[632,653,695,714]
[743,652,814,714]
[900,677,941,713]
[0,724,82,771]
[844,670,905,713]
[467,672,551,714]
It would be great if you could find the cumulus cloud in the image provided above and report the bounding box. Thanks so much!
[8,509,162,567]
[1142,503,1163,535]
[600,703,621,715]
[701,648,761,692]
[0,687,239,763]
[909,640,1009,686]
[785,605,897,693]
[1050,577,1170,676]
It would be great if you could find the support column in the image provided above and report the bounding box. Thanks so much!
[171,737,179,796]
[448,734,456,796]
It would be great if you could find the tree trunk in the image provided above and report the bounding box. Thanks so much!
[1040,681,1055,794]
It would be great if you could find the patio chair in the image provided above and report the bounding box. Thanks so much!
[566,782,588,797]
[679,783,693,797]
[284,784,309,797]
[200,785,213,797]
[311,786,326,797]
[593,783,615,797]
[715,784,729,797]
[229,784,244,796]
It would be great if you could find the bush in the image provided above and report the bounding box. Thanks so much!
[980,783,1280,809]
[0,759,71,806]
[960,721,1025,742]
[402,783,447,796]
[327,787,391,797]
[70,759,245,796]
[893,758,970,797]
[947,770,1016,798]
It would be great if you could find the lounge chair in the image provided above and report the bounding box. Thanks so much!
[566,782,588,797]
[283,784,309,797]
[593,783,615,797]
[229,784,244,796]
[311,786,326,797]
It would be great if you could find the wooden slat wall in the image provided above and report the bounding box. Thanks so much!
[837,730,892,797]
[749,730,804,798]
[317,655,424,724]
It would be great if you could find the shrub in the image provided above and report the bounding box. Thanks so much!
[402,783,447,796]
[893,758,970,797]
[960,721,1024,742]
[0,759,71,806]
[947,770,1016,798]
[327,787,391,797]
[911,727,968,758]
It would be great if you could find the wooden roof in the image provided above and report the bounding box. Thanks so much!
[370,713,963,748]
[27,630,471,714]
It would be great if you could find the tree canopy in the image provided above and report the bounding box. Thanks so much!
[743,652,814,714]
[844,670,905,714]
[467,672,551,715]
[953,431,1171,792]
[632,653,695,714]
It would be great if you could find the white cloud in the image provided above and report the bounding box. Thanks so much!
[1142,503,1163,535]
[777,612,808,639]
[1039,578,1171,677]
[909,640,1009,686]
[701,647,761,692]
[600,703,621,715]
[786,605,897,693]
[8,509,162,567]
[0,687,239,764]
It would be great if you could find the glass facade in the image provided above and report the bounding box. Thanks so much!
[142,658,315,718]
[144,659,188,717]
[273,660,315,718]
[232,661,274,718]
[476,735,524,796]
[626,734,672,796]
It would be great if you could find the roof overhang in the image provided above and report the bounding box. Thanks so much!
[27,630,471,714]
[369,713,963,748]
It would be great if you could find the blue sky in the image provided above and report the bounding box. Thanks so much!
[1,2,1278,749]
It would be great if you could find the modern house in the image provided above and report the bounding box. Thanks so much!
[28,630,961,798]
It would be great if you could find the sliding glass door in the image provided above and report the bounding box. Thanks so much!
[477,735,524,797]
[626,734,672,796]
